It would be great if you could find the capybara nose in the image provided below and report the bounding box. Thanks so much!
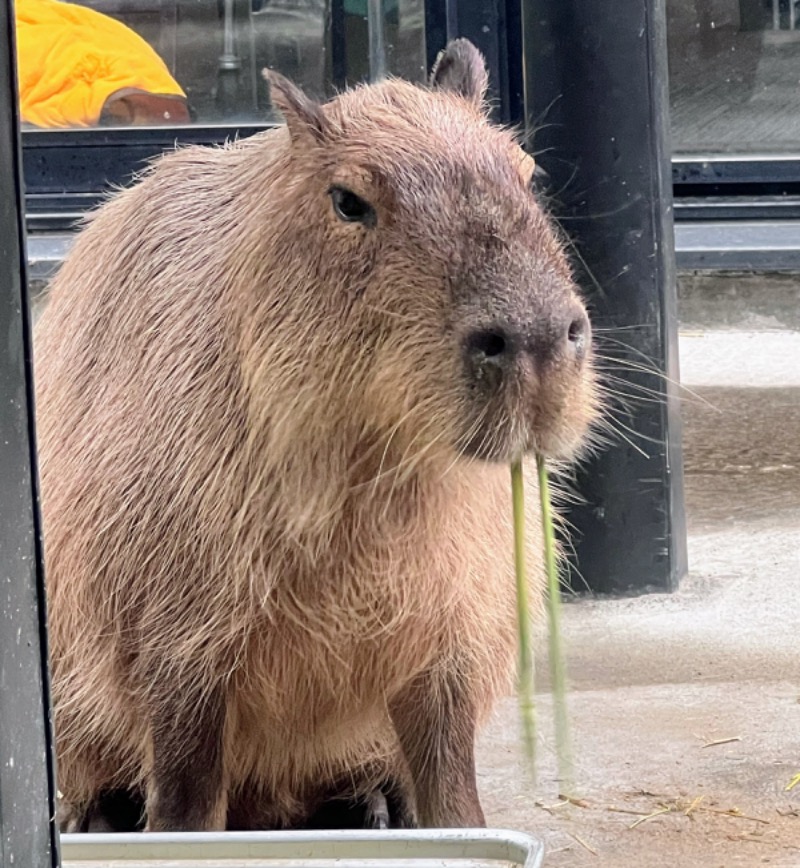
[464,307,589,380]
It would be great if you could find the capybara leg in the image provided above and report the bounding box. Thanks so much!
[364,780,417,829]
[144,687,227,831]
[84,789,146,832]
[383,779,418,829]
[84,807,117,834]
[295,773,416,830]
[57,798,90,833]
[364,789,389,829]
[389,671,485,828]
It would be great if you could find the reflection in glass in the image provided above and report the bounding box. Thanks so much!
[669,0,800,153]
[16,0,189,127]
[16,0,426,129]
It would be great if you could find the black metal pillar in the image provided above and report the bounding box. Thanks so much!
[523,0,687,594]
[0,0,60,863]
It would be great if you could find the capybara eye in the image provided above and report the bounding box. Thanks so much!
[329,186,376,228]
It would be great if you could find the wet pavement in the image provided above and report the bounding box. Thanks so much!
[476,327,800,866]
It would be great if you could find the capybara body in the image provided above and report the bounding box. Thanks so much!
[35,40,597,832]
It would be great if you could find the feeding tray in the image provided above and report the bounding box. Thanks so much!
[60,828,545,868]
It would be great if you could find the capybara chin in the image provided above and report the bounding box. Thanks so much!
[35,38,598,833]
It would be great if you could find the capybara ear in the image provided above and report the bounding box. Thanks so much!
[429,39,489,109]
[263,69,328,145]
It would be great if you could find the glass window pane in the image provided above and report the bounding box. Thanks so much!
[15,0,426,129]
[668,0,800,153]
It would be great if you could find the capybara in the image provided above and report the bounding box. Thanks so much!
[35,38,598,833]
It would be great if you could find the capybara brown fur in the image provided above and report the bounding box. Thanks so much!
[35,39,598,833]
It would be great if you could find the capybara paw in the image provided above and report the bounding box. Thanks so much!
[364,789,390,829]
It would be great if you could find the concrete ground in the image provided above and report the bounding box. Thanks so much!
[476,279,800,865]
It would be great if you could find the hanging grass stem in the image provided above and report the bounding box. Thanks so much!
[536,453,574,793]
[510,457,536,774]
[511,456,574,790]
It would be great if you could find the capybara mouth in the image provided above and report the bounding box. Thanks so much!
[459,431,520,463]
[458,415,585,463]
[458,343,596,464]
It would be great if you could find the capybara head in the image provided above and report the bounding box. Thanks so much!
[236,40,597,471]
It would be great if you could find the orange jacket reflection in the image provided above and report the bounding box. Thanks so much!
[16,0,186,127]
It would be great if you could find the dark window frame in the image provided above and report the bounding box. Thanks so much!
[671,155,800,271]
[28,138,800,229]
[673,155,800,221]
[23,125,264,233]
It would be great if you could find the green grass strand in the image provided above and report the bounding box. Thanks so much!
[536,453,574,793]
[510,458,536,774]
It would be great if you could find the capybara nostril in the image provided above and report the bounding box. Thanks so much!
[464,328,510,366]
[567,309,589,358]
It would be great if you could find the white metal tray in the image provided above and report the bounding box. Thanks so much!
[60,829,544,868]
